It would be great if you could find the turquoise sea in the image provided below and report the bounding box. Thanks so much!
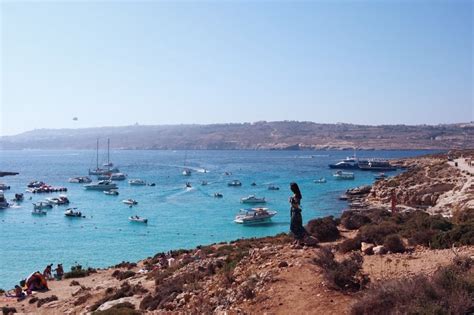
[0,149,436,289]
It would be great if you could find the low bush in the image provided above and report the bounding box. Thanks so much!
[359,221,399,245]
[112,270,136,281]
[351,256,474,315]
[430,222,474,249]
[452,208,474,224]
[2,307,17,315]
[113,262,137,270]
[306,216,340,242]
[36,295,58,308]
[313,247,368,292]
[383,234,405,253]
[338,237,362,253]
[340,211,371,230]
[64,265,91,279]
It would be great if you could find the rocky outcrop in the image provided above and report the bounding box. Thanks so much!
[365,150,474,216]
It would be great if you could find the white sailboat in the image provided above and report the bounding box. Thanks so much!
[89,139,119,175]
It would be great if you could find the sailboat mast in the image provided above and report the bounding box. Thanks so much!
[96,138,99,169]
[107,138,110,166]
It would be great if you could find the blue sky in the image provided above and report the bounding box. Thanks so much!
[1,0,472,135]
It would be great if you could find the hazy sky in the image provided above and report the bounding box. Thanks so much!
[1,0,472,136]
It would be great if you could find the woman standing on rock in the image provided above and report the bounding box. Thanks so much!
[289,182,307,244]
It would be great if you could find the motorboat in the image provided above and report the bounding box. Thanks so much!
[185,182,192,188]
[201,181,208,186]
[182,169,192,176]
[333,171,355,180]
[374,173,388,180]
[358,159,397,171]
[46,195,70,205]
[129,179,146,186]
[68,176,92,184]
[328,157,360,169]
[0,191,9,209]
[268,185,280,190]
[234,208,277,225]
[129,215,148,224]
[110,173,127,181]
[228,180,242,187]
[214,192,223,198]
[84,180,118,191]
[104,189,119,195]
[123,199,138,205]
[314,178,327,183]
[64,208,82,217]
[32,209,47,215]
[0,183,10,190]
[89,167,119,175]
[251,182,257,186]
[240,195,266,204]
[97,174,111,180]
[33,201,53,210]
[27,181,46,188]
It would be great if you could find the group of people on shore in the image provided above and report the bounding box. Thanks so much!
[4,263,64,301]
[4,183,311,302]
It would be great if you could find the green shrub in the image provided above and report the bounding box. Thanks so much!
[383,234,405,253]
[313,247,368,292]
[340,211,371,230]
[338,237,362,253]
[431,223,474,249]
[351,256,474,315]
[359,221,399,245]
[64,265,90,279]
[306,216,340,242]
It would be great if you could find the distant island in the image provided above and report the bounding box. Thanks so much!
[1,121,473,150]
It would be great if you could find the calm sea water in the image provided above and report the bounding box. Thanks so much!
[0,149,436,288]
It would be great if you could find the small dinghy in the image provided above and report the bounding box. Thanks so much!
[64,208,82,217]
[268,185,280,190]
[33,202,53,210]
[201,181,208,186]
[333,171,355,180]
[104,189,119,196]
[122,199,138,205]
[129,215,148,224]
[214,192,223,198]
[314,178,327,183]
[228,180,242,187]
[240,195,266,204]
[129,179,147,186]
[32,209,47,215]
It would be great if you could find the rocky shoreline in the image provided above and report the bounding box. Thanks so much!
[1,150,473,314]
[340,149,474,217]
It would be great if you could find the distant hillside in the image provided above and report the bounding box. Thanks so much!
[1,121,473,150]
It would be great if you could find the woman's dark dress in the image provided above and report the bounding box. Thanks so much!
[290,196,306,240]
